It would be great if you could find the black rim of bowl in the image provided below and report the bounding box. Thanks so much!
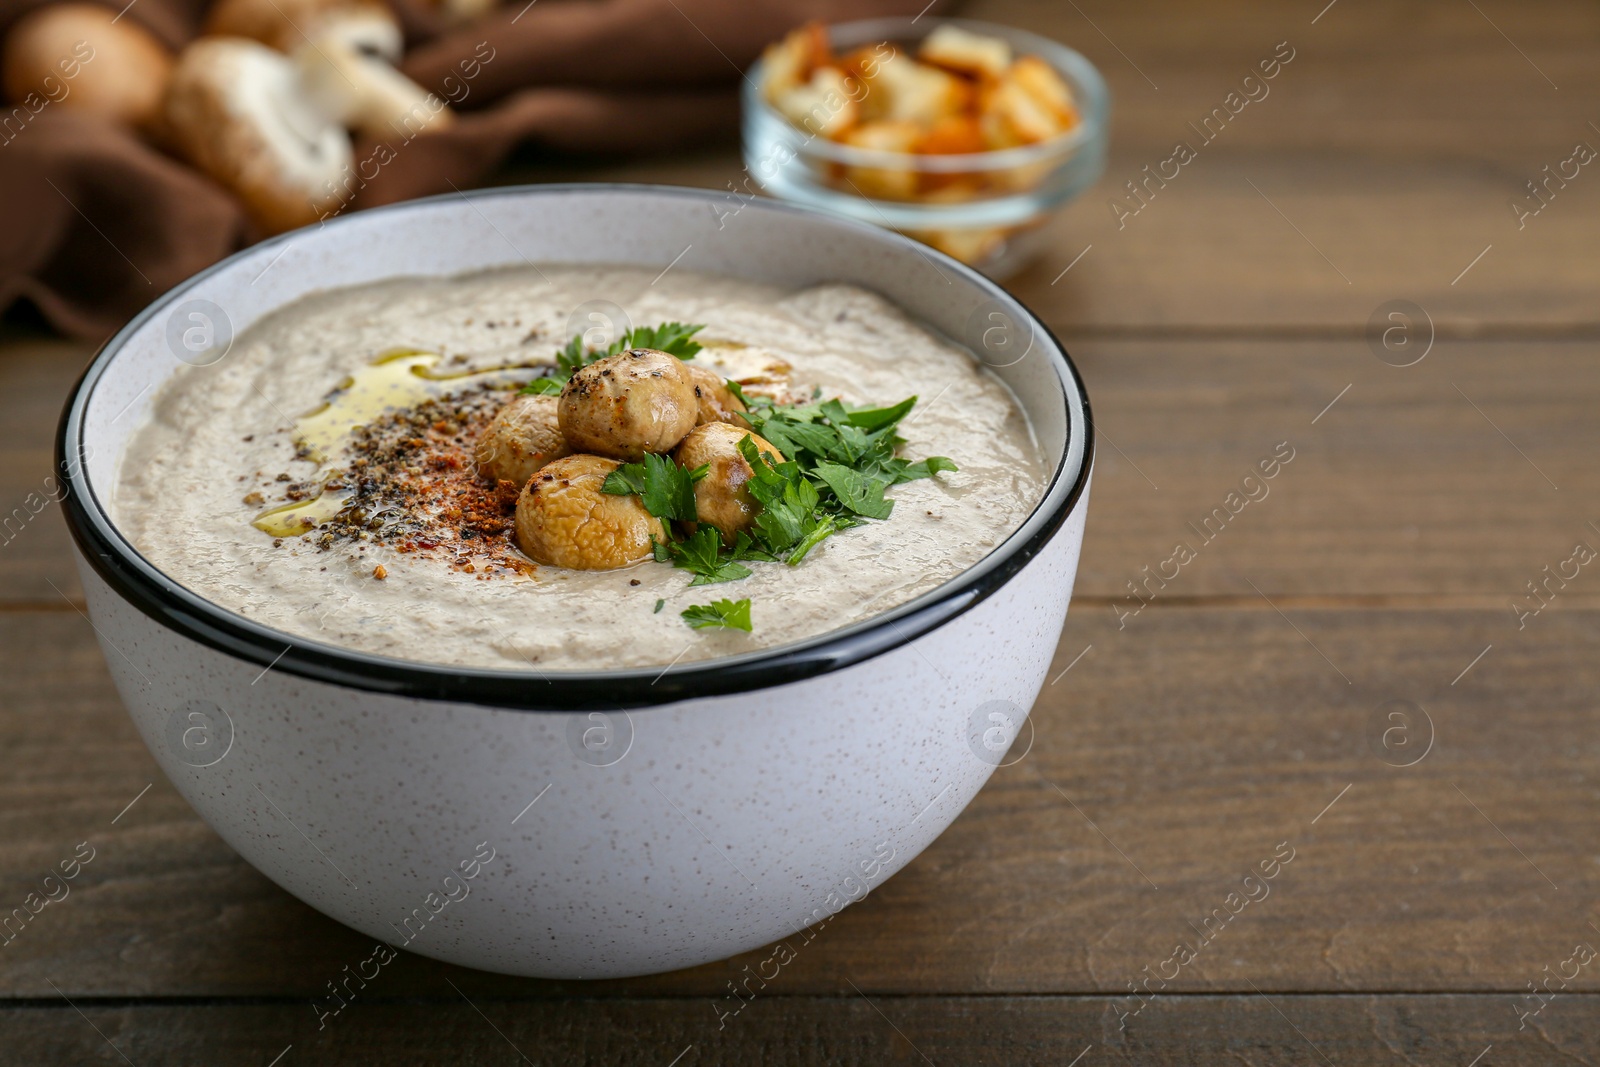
[57,183,1094,711]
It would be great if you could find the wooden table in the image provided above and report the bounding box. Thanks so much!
[5,0,1600,1061]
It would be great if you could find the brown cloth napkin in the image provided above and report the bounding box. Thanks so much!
[0,0,928,339]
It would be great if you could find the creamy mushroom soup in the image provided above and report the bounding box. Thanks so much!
[114,265,1047,670]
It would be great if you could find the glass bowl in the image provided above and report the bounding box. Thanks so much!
[741,17,1110,278]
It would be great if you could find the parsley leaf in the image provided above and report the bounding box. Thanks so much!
[736,435,851,560]
[681,597,753,631]
[657,527,753,586]
[758,417,839,463]
[812,462,895,520]
[555,332,589,377]
[728,530,777,563]
[734,395,955,548]
[785,514,839,564]
[894,455,959,482]
[653,598,665,613]
[739,437,812,550]
[671,525,721,570]
[520,377,564,396]
[624,321,705,360]
[521,321,705,394]
[601,463,648,497]
[601,453,698,523]
[843,396,918,432]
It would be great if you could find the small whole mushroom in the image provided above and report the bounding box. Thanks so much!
[683,364,747,426]
[673,422,785,545]
[295,28,454,140]
[204,0,402,60]
[475,394,570,485]
[162,0,451,233]
[162,37,353,233]
[2,3,173,130]
[515,454,667,570]
[430,0,500,25]
[558,348,699,462]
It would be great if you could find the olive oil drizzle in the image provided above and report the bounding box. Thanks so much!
[251,350,543,537]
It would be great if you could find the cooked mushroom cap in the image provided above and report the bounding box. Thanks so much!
[475,394,570,485]
[2,3,173,128]
[673,423,785,545]
[683,363,747,426]
[558,349,699,461]
[163,37,353,234]
[205,0,402,60]
[515,454,667,570]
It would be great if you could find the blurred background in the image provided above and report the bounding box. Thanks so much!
[0,0,915,338]
[2,0,1596,342]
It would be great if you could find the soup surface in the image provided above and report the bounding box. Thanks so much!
[114,265,1047,669]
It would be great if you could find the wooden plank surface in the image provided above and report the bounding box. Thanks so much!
[520,145,1600,332]
[949,0,1600,335]
[3,604,1595,1000]
[974,0,1600,156]
[2,995,1596,1066]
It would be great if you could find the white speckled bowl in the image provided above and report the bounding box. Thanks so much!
[58,185,1092,979]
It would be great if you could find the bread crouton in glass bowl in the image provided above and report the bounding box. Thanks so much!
[742,18,1109,278]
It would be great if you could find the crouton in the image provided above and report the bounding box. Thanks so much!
[774,66,859,138]
[1011,55,1075,121]
[918,225,1010,265]
[918,25,1012,79]
[980,61,1075,146]
[913,115,988,155]
[858,48,970,127]
[840,120,922,200]
[760,21,830,103]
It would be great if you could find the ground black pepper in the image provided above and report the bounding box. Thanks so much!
[264,384,535,577]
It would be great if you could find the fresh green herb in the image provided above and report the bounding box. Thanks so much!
[841,396,918,433]
[728,530,778,564]
[811,461,894,520]
[554,332,590,378]
[521,321,705,395]
[736,436,843,554]
[785,514,839,565]
[895,455,960,482]
[681,597,753,631]
[597,377,954,624]
[601,453,699,523]
[520,377,564,396]
[622,321,705,360]
[655,527,753,586]
[653,598,665,614]
[736,391,956,493]
[739,395,956,504]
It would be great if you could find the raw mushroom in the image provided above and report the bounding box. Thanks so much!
[1,3,173,130]
[423,0,500,26]
[204,0,402,61]
[163,37,353,234]
[295,30,454,141]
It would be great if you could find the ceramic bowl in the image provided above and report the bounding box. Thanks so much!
[58,184,1092,979]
